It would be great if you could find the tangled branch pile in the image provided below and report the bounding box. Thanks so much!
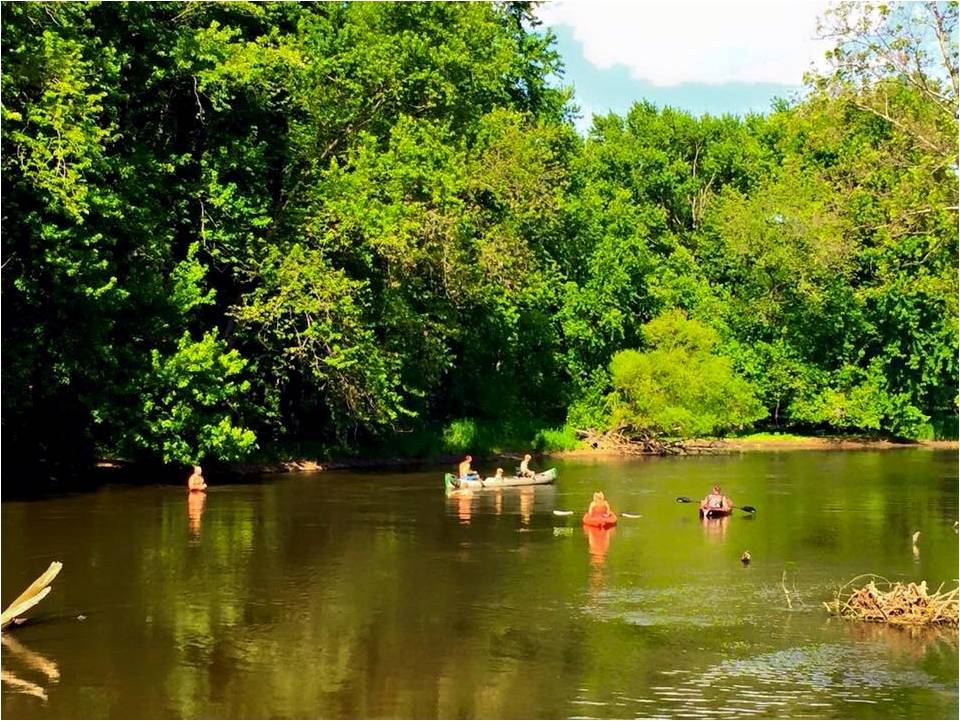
[824,575,959,626]
[576,427,723,456]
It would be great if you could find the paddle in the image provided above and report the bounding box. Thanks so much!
[552,510,641,518]
[676,496,757,514]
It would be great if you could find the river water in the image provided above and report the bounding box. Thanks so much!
[2,450,957,719]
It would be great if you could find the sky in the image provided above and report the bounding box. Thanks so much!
[535,1,832,132]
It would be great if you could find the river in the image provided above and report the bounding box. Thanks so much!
[2,450,957,719]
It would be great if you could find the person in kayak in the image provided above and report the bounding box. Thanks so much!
[518,454,535,477]
[700,484,732,514]
[586,491,613,518]
[187,465,207,492]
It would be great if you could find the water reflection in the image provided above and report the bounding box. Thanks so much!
[456,490,473,524]
[843,618,959,661]
[519,487,534,526]
[700,514,729,540]
[585,525,614,592]
[187,491,206,541]
[1,451,957,720]
[1,635,59,703]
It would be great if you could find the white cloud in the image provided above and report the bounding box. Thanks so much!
[537,0,833,87]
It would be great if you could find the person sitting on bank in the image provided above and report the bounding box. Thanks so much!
[700,484,732,514]
[518,454,535,478]
[458,455,479,480]
[187,464,207,492]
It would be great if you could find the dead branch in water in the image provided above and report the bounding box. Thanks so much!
[576,426,723,456]
[824,574,959,626]
[1,562,63,631]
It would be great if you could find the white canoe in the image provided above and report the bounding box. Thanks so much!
[444,467,557,492]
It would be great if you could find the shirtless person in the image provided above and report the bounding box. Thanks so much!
[518,454,535,478]
[458,455,479,480]
[187,464,207,492]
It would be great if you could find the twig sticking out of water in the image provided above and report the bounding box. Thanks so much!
[824,575,959,626]
[781,569,792,610]
[780,567,805,610]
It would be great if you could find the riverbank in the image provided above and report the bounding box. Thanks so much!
[236,435,957,476]
[17,435,949,497]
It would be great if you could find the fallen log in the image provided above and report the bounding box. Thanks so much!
[1,562,63,631]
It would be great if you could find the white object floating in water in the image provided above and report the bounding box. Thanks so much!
[552,510,574,516]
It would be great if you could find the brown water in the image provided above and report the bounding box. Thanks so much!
[2,450,958,719]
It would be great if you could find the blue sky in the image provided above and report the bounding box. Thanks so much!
[551,26,801,129]
[536,2,830,132]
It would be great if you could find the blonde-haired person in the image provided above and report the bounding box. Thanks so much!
[518,453,535,478]
[187,465,207,492]
[587,491,611,517]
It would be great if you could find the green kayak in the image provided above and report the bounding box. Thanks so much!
[443,467,557,492]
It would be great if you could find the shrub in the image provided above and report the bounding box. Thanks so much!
[441,418,479,453]
[533,425,582,452]
[606,311,765,437]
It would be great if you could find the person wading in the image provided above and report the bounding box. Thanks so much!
[187,465,207,492]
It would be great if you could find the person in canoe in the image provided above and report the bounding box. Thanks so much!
[699,484,732,515]
[518,453,535,478]
[187,464,207,492]
[457,455,480,482]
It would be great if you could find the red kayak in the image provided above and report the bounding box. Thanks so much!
[582,512,618,528]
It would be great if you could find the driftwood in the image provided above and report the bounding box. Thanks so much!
[576,426,724,456]
[824,575,959,626]
[1,562,63,630]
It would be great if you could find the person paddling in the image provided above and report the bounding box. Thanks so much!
[518,453,535,478]
[458,455,479,481]
[699,484,732,515]
[587,491,612,518]
[187,464,207,492]
[583,491,617,527]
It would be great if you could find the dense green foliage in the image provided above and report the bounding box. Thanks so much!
[607,312,766,437]
[3,2,957,469]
